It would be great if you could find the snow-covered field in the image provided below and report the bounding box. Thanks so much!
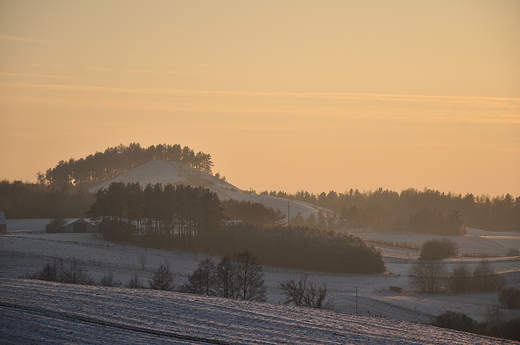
[2,278,516,345]
[2,219,520,341]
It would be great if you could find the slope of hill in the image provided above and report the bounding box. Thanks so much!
[88,160,327,219]
[1,278,514,345]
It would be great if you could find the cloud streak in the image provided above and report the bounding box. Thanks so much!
[86,66,199,75]
[1,83,519,125]
[0,34,59,45]
[0,73,77,80]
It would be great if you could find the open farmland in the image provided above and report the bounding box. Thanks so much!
[1,277,517,345]
[2,220,520,326]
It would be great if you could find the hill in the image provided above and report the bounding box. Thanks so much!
[89,159,328,219]
[1,277,514,345]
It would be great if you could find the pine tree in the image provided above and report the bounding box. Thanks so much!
[149,263,175,291]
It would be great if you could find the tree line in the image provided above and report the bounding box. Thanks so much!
[87,182,385,274]
[0,180,94,219]
[264,188,518,233]
[41,143,213,189]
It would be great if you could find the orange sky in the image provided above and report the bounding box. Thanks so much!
[1,1,519,197]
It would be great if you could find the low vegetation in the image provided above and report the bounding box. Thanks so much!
[32,258,95,285]
[420,238,457,260]
[279,275,332,309]
[432,311,520,341]
[409,259,505,294]
[498,287,520,309]
[207,224,386,274]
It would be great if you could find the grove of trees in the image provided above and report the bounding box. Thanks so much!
[179,252,267,302]
[409,259,506,294]
[42,143,213,189]
[87,182,225,247]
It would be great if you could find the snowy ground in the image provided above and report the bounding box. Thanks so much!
[88,159,328,219]
[1,278,517,345]
[2,219,520,328]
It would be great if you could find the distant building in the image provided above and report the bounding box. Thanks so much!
[0,211,6,233]
[61,219,98,233]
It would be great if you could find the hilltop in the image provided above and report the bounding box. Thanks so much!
[89,159,327,219]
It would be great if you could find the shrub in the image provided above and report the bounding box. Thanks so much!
[279,275,332,309]
[408,260,447,293]
[472,260,506,292]
[99,271,121,287]
[45,218,65,233]
[420,238,457,260]
[498,317,520,341]
[127,272,143,288]
[499,287,520,309]
[447,263,472,294]
[33,258,95,285]
[431,311,482,333]
[149,263,175,291]
[179,258,217,295]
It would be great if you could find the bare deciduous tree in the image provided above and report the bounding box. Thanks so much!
[279,275,332,309]
[409,260,447,293]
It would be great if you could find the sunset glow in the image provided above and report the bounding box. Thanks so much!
[1,1,519,196]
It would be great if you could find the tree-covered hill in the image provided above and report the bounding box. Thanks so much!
[40,143,213,189]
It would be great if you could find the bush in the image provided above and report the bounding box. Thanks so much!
[431,311,483,334]
[420,238,457,260]
[498,317,520,341]
[279,275,332,309]
[127,272,143,288]
[149,263,175,291]
[179,258,217,295]
[99,271,121,287]
[45,218,65,233]
[472,260,506,292]
[499,287,520,309]
[408,260,447,293]
[33,258,94,285]
[447,263,472,294]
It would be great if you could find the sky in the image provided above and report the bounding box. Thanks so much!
[1,0,519,197]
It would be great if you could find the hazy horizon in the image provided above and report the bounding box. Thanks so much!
[1,1,519,197]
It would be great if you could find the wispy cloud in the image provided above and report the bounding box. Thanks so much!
[1,82,519,124]
[0,34,59,45]
[86,66,198,75]
[0,72,77,80]
[193,63,212,68]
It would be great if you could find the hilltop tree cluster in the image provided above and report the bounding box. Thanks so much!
[42,143,213,189]
[87,182,225,247]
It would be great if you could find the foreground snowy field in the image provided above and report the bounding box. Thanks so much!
[2,219,520,327]
[1,278,516,345]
